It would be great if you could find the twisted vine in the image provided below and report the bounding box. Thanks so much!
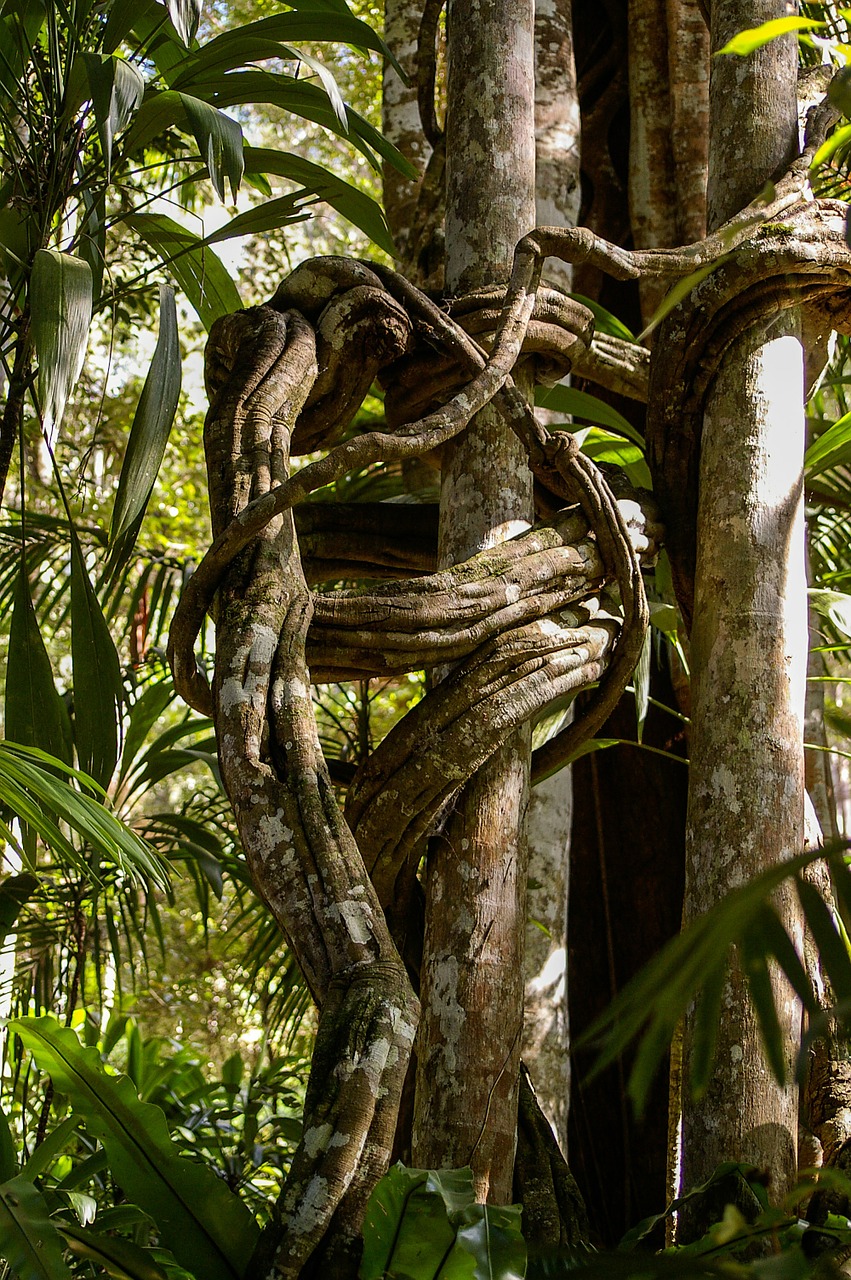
[167,93,851,1272]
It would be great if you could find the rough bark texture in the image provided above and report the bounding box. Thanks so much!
[412,0,538,1204]
[678,321,808,1224]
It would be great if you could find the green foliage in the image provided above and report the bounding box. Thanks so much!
[8,1017,260,1280]
[360,1165,526,1280]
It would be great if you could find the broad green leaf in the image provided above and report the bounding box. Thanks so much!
[103,0,155,53]
[169,69,417,177]
[82,54,145,178]
[59,1222,169,1280]
[568,292,636,342]
[169,11,404,87]
[110,285,181,554]
[124,213,240,329]
[70,530,123,788]
[30,250,92,439]
[534,386,643,444]
[178,92,243,201]
[454,1203,526,1280]
[360,1164,473,1280]
[9,1018,259,1280]
[716,16,823,56]
[0,744,167,886]
[0,1175,74,1280]
[20,1117,80,1181]
[6,557,73,764]
[0,1105,16,1181]
[206,192,313,243]
[810,122,851,174]
[244,147,394,252]
[805,409,851,476]
[163,0,200,46]
[808,587,851,638]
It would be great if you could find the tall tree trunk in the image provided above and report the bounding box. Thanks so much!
[411,0,537,1203]
[522,0,581,1146]
[678,0,805,1226]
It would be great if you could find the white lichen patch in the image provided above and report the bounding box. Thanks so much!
[288,1174,330,1237]
[325,899,374,946]
[429,953,466,1075]
[302,1123,334,1158]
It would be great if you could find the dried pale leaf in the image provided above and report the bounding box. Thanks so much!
[30,249,92,439]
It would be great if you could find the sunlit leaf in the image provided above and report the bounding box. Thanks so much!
[534,385,643,443]
[244,147,394,252]
[637,255,733,342]
[716,15,823,56]
[110,285,181,558]
[124,213,241,329]
[163,0,200,47]
[30,249,92,439]
[178,92,243,201]
[805,408,851,475]
[82,53,145,178]
[808,587,851,638]
[206,192,313,242]
[0,1176,74,1280]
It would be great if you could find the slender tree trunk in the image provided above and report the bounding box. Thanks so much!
[411,0,536,1203]
[678,0,805,1225]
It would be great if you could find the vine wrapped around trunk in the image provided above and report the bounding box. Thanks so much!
[167,107,851,1262]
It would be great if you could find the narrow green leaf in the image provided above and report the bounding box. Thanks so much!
[627,1015,675,1116]
[0,1175,74,1280]
[30,249,92,438]
[82,54,144,178]
[810,123,851,174]
[6,557,73,764]
[717,16,823,56]
[124,213,240,330]
[633,628,651,742]
[117,680,176,787]
[10,1018,259,1280]
[178,92,243,201]
[59,1222,169,1280]
[796,877,851,1001]
[243,147,394,252]
[808,588,851,638]
[805,409,851,476]
[77,187,107,305]
[689,953,730,1100]
[738,931,786,1085]
[0,1104,16,1182]
[637,255,732,342]
[757,903,819,1017]
[70,530,123,788]
[0,744,168,886]
[102,0,153,54]
[110,285,181,553]
[828,65,851,120]
[206,192,312,243]
[568,292,636,342]
[164,0,200,46]
[534,387,643,443]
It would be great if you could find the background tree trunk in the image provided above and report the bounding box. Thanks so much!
[411,0,537,1203]
[678,0,805,1227]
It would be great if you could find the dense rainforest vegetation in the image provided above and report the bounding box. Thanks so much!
[7,0,851,1278]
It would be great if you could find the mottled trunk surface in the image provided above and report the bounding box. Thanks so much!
[412,0,536,1203]
[676,8,806,1208]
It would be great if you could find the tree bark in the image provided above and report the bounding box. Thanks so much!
[678,4,805,1219]
[411,0,537,1204]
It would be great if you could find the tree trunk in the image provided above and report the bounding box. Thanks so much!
[677,0,805,1225]
[411,0,537,1203]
